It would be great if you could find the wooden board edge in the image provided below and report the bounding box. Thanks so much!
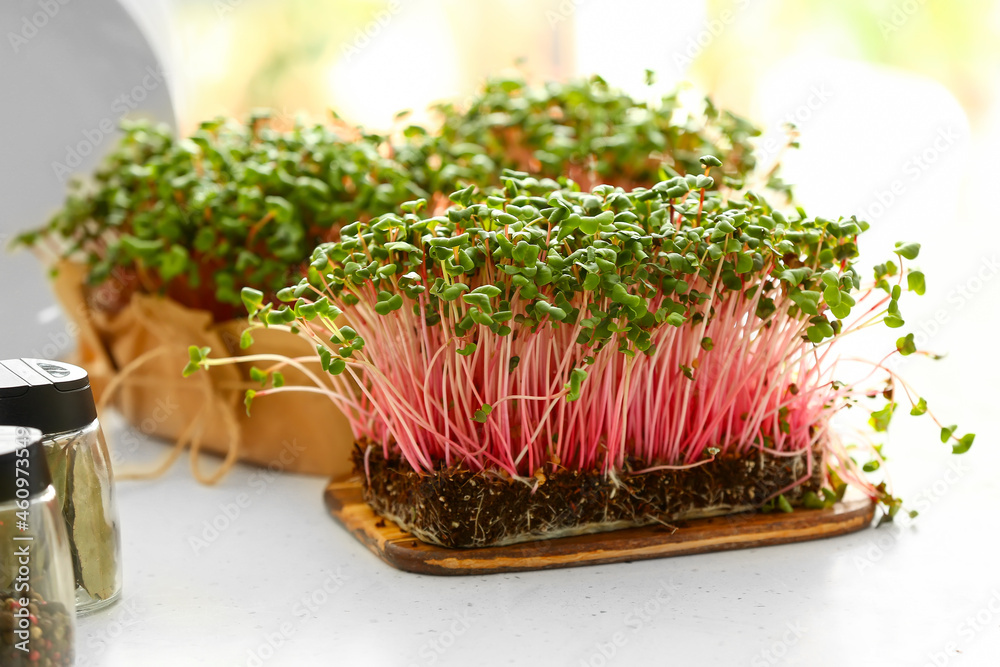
[324,480,876,576]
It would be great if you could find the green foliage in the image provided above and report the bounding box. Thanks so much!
[262,172,912,414]
[952,433,975,454]
[278,170,917,359]
[868,402,897,432]
[253,171,973,506]
[896,333,916,356]
[19,115,426,318]
[182,345,211,377]
[473,403,493,423]
[395,74,786,198]
[20,75,788,323]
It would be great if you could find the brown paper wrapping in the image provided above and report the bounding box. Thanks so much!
[53,263,355,480]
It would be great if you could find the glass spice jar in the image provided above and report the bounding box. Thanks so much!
[0,426,76,666]
[0,359,122,615]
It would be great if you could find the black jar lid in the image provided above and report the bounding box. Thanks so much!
[0,426,51,503]
[0,358,98,436]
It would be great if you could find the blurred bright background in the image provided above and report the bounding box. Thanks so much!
[135,0,1000,131]
[116,0,1000,261]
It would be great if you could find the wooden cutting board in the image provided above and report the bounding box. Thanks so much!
[324,480,875,575]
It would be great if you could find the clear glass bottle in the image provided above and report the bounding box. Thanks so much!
[0,426,76,666]
[0,359,122,615]
[42,418,122,613]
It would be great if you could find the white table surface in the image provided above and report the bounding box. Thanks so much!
[75,377,999,667]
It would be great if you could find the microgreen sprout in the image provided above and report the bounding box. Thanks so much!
[398,74,791,200]
[16,113,427,320]
[189,166,972,517]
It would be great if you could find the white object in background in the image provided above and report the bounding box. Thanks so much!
[756,56,969,252]
[573,0,708,95]
[117,0,185,120]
